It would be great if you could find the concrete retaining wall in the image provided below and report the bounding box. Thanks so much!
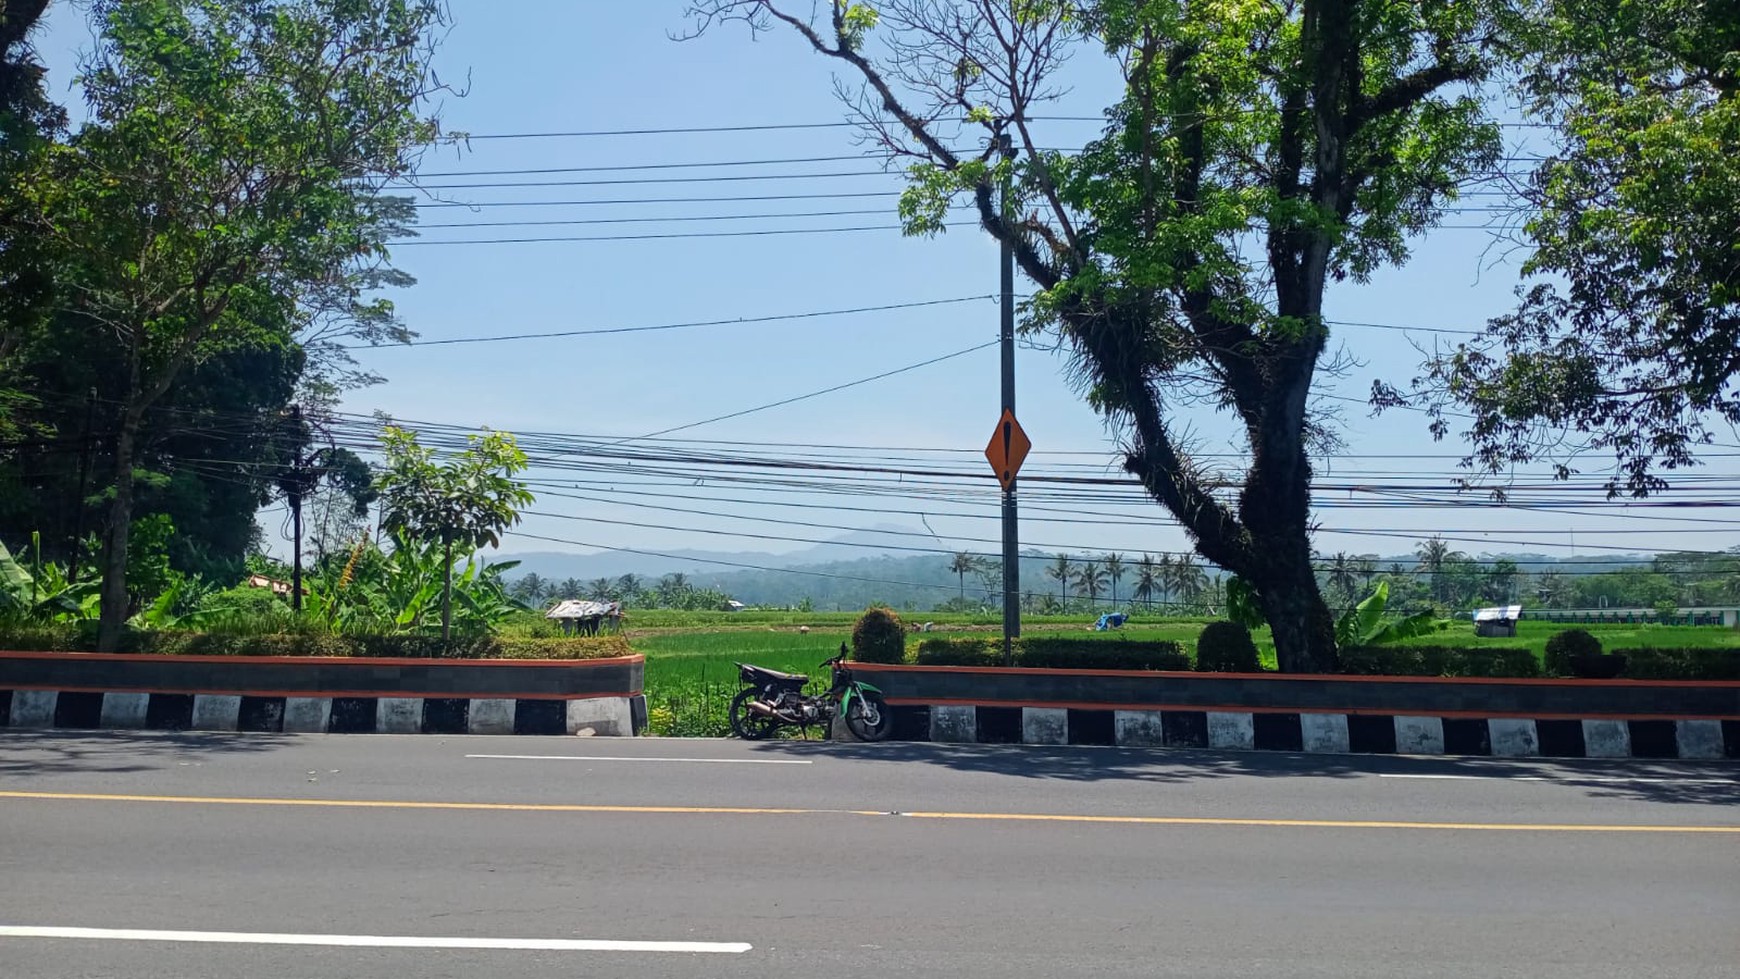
[0,651,645,736]
[853,663,1740,760]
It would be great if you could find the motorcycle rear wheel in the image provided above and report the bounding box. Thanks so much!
[729,687,782,741]
[844,691,893,742]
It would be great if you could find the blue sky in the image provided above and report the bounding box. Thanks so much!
[31,1,1739,566]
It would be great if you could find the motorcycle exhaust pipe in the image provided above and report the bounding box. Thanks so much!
[747,700,801,723]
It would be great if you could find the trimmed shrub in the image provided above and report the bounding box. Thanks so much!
[0,628,632,660]
[1615,647,1740,681]
[911,636,1189,671]
[912,636,998,666]
[1544,628,1603,676]
[1338,645,1542,678]
[850,606,907,664]
[1017,638,1189,671]
[1196,621,1261,673]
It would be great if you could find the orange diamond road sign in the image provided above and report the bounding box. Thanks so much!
[984,408,1031,492]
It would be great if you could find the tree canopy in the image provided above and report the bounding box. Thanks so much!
[1402,0,1740,497]
[686,0,1508,671]
[9,0,445,648]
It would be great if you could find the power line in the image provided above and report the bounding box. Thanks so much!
[344,296,991,349]
[629,340,1000,441]
[391,222,968,245]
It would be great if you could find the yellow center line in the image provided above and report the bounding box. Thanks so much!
[2,790,1735,834]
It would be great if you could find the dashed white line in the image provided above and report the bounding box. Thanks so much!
[465,753,812,765]
[0,926,751,954]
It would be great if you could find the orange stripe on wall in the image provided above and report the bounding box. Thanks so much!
[850,661,1740,688]
[0,651,643,668]
[2,687,639,701]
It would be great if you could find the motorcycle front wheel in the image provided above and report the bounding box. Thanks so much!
[729,687,781,741]
[844,690,893,742]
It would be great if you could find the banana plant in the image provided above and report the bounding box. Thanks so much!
[1334,581,1445,647]
[0,536,99,622]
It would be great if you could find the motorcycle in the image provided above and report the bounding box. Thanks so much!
[729,644,893,741]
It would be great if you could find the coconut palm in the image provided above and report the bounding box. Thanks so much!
[1046,553,1074,606]
[1355,555,1380,591]
[1133,554,1159,610]
[1172,553,1208,605]
[948,551,981,600]
[556,577,585,600]
[586,577,613,601]
[1156,553,1175,606]
[1074,561,1108,607]
[1103,553,1125,608]
[614,574,641,605]
[1415,536,1464,603]
[1326,552,1359,601]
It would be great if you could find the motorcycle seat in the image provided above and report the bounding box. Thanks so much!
[738,664,808,687]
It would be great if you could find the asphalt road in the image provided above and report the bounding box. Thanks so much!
[1,731,1736,978]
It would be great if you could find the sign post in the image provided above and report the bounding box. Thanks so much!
[984,408,1029,663]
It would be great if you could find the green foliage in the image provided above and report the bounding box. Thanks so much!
[1333,581,1446,646]
[1223,576,1266,630]
[0,625,631,660]
[1195,621,1262,673]
[1616,648,1740,681]
[0,536,99,622]
[913,636,1189,671]
[850,605,907,664]
[377,426,535,639]
[302,530,528,637]
[1411,0,1740,496]
[1544,628,1604,676]
[1337,645,1543,679]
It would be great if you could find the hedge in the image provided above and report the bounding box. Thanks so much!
[908,637,1191,671]
[0,627,633,661]
[1613,648,1740,681]
[1336,645,1542,678]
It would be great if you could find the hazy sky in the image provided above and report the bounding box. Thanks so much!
[30,1,1739,567]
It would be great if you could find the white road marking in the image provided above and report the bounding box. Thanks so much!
[465,753,812,765]
[1378,773,1737,785]
[0,926,751,954]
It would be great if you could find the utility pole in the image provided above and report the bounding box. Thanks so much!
[997,132,1020,664]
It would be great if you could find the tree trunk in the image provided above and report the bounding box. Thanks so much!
[1251,548,1338,674]
[441,538,453,643]
[96,412,142,652]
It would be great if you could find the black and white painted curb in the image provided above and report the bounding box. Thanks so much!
[909,705,1740,760]
[0,690,642,736]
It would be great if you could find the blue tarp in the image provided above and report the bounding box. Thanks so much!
[1094,613,1128,631]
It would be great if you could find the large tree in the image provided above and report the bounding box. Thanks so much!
[20,0,444,649]
[0,0,63,441]
[1404,0,1740,497]
[687,0,1506,670]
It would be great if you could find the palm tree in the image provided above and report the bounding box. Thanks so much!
[1326,552,1359,600]
[948,551,981,600]
[586,577,613,601]
[1103,552,1125,608]
[614,574,641,605]
[1355,555,1380,592]
[658,573,690,607]
[513,572,548,607]
[1172,553,1207,605]
[1133,554,1159,610]
[1074,561,1107,607]
[1156,553,1175,606]
[1415,536,1463,603]
[1046,553,1074,607]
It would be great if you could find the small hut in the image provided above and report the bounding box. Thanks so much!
[545,599,623,637]
[1473,604,1522,638]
